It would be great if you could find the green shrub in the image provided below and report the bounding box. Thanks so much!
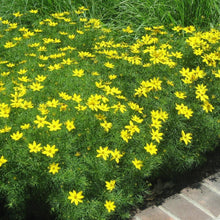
[0,6,219,219]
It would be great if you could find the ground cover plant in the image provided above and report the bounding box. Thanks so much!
[0,4,219,220]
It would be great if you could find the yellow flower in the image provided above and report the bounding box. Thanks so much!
[92,71,100,76]
[7,63,15,68]
[59,92,72,100]
[88,18,101,28]
[42,144,58,158]
[82,49,94,57]
[48,21,58,27]
[48,163,60,174]
[132,158,143,170]
[13,12,23,17]
[0,156,7,167]
[17,68,27,75]
[28,42,40,47]
[125,121,140,135]
[171,51,183,58]
[10,131,23,141]
[29,9,38,13]
[102,28,111,33]
[104,200,116,212]
[100,121,112,132]
[149,49,167,65]
[175,103,187,115]
[80,18,88,22]
[117,95,127,100]
[212,70,220,78]
[108,74,117,80]
[20,123,30,130]
[194,48,203,55]
[120,129,132,143]
[1,71,10,76]
[72,69,84,77]
[175,103,193,119]
[2,20,9,24]
[65,120,75,131]
[172,26,182,32]
[103,86,122,96]
[111,102,126,113]
[68,190,84,205]
[75,104,87,111]
[149,77,162,91]
[75,152,81,157]
[122,26,133,33]
[195,84,209,101]
[175,91,187,99]
[150,110,160,120]
[110,149,124,163]
[35,75,47,82]
[150,129,163,143]
[19,27,28,32]
[38,46,47,52]
[76,30,84,34]
[104,62,114,69]
[0,126,12,133]
[180,130,192,145]
[29,82,44,91]
[4,41,17,48]
[34,115,48,128]
[86,95,101,111]
[72,94,82,103]
[28,141,42,153]
[144,142,158,155]
[61,58,72,65]
[202,101,214,113]
[18,76,30,82]
[46,99,59,108]
[39,55,49,61]
[96,146,111,160]
[95,114,106,121]
[98,103,110,112]
[59,100,68,108]
[183,25,196,33]
[183,108,194,119]
[0,103,10,118]
[47,120,62,131]
[131,115,143,123]
[128,102,144,114]
[48,63,61,71]
[167,80,174,86]
[105,180,116,191]
[68,34,75,40]
[59,31,68,35]
[150,118,162,129]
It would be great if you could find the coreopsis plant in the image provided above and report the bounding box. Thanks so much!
[0,6,219,220]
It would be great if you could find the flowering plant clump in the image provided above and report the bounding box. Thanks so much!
[0,6,219,220]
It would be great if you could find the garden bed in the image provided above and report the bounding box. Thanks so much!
[0,142,219,219]
[0,4,219,220]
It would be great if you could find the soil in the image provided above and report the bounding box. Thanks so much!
[1,145,219,220]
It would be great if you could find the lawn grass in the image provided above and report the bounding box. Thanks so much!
[0,0,219,28]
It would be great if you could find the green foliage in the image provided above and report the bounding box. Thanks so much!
[0,0,219,27]
[0,4,219,220]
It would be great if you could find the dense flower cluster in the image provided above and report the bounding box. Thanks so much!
[0,6,219,220]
